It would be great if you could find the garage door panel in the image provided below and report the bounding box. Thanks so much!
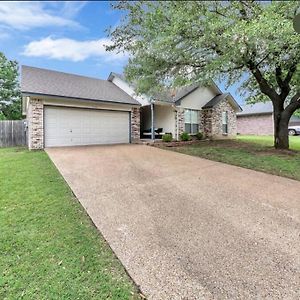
[45,106,130,147]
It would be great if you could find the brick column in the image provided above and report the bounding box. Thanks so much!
[202,108,213,138]
[175,108,184,140]
[28,98,44,150]
[131,107,140,142]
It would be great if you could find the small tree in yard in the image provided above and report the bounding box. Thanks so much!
[107,1,300,149]
[0,52,21,120]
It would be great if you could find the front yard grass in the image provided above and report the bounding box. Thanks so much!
[161,136,300,181]
[0,148,141,300]
[237,135,300,151]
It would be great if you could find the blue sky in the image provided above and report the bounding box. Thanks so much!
[0,1,244,104]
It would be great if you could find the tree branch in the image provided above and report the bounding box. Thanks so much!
[219,65,244,73]
[290,91,300,103]
[255,53,270,67]
[275,66,284,87]
[247,60,279,101]
[283,64,297,85]
[282,92,300,119]
[209,9,228,18]
[276,64,297,101]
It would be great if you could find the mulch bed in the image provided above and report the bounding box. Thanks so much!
[150,138,298,156]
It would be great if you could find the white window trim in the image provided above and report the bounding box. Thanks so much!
[222,111,228,135]
[184,109,199,135]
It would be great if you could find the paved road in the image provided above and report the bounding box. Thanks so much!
[46,145,300,300]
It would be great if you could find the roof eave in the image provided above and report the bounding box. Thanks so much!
[237,112,272,117]
[202,93,242,112]
[153,99,174,106]
[21,91,141,106]
[227,93,243,112]
[107,72,116,82]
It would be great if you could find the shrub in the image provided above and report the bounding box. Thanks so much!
[162,133,172,142]
[195,132,204,140]
[180,132,191,141]
[0,112,6,120]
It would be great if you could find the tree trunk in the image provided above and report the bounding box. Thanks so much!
[274,111,289,149]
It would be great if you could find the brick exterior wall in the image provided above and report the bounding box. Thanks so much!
[175,108,185,139]
[201,108,213,138]
[237,114,274,135]
[28,98,44,150]
[198,110,203,132]
[201,100,237,139]
[131,107,140,142]
[211,100,237,138]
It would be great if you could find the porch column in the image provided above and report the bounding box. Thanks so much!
[151,102,155,140]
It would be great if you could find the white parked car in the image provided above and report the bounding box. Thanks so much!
[288,125,300,136]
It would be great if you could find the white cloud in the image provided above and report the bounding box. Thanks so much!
[0,1,83,30]
[61,2,87,18]
[22,36,127,62]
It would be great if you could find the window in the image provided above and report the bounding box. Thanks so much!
[184,109,199,134]
[222,111,228,134]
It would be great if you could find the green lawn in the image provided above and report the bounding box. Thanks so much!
[237,135,300,151]
[161,136,300,181]
[0,148,141,300]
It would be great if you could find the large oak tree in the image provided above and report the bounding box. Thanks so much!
[107,1,300,149]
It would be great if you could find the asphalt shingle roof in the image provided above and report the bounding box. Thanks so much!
[109,73,200,104]
[202,93,229,109]
[152,83,200,103]
[237,102,273,116]
[109,72,241,110]
[21,66,139,105]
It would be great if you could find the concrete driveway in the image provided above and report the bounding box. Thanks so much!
[46,145,300,300]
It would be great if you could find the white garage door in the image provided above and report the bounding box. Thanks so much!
[44,106,130,147]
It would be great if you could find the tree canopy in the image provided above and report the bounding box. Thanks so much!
[0,52,21,120]
[107,1,300,149]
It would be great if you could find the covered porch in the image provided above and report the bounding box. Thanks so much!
[140,101,178,140]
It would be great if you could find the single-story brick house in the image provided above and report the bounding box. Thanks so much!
[237,102,300,135]
[21,66,241,149]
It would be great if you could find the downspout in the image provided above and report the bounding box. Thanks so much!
[151,99,155,141]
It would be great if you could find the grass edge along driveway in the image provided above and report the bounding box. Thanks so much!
[161,136,300,182]
[0,147,141,300]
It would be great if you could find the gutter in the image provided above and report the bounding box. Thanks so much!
[21,91,141,107]
[237,112,273,117]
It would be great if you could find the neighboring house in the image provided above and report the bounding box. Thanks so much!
[237,102,300,135]
[21,66,241,149]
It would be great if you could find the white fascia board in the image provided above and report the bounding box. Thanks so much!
[111,76,150,106]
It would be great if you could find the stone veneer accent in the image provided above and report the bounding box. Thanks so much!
[202,108,213,138]
[131,107,140,142]
[193,99,237,139]
[175,108,185,139]
[202,100,237,138]
[28,98,44,150]
[198,110,204,133]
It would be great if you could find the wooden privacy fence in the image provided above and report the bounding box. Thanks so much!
[0,120,27,147]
